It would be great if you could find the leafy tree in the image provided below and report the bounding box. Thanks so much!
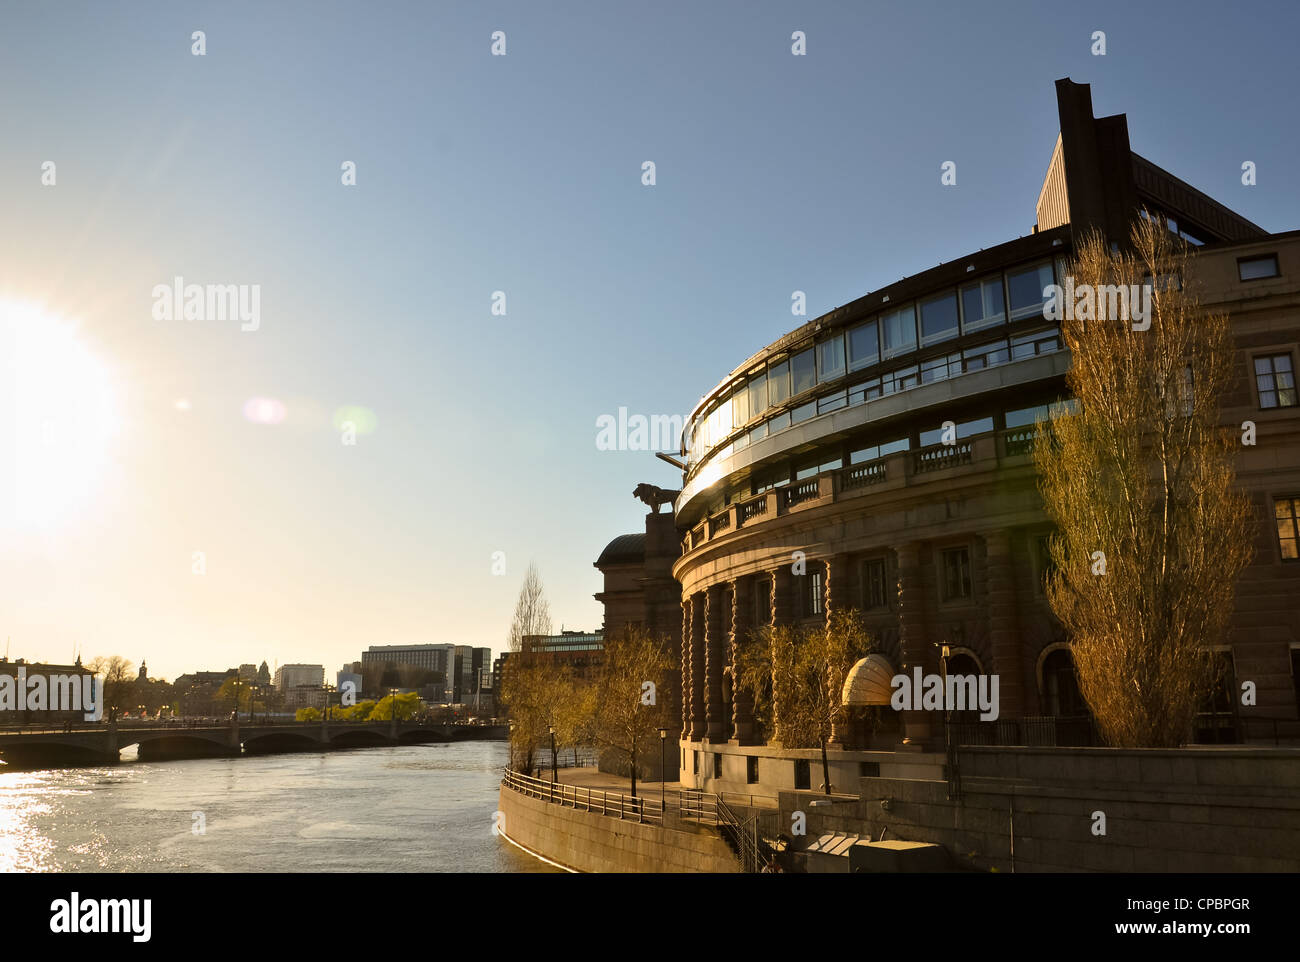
[85,656,135,722]
[296,707,321,722]
[592,626,676,798]
[1035,217,1253,747]
[734,609,874,794]
[368,691,422,721]
[500,656,573,777]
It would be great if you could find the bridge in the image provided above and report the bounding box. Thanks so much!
[0,718,507,768]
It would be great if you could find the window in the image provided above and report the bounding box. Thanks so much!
[878,437,909,457]
[747,372,767,419]
[794,759,811,790]
[1291,648,1300,715]
[1006,404,1051,429]
[942,546,972,600]
[768,410,791,432]
[768,360,789,406]
[861,558,887,610]
[960,276,1006,332]
[1238,254,1280,281]
[1254,354,1297,409]
[919,292,959,346]
[860,761,881,778]
[1035,535,1057,595]
[847,320,880,371]
[920,352,962,384]
[791,348,816,396]
[880,364,919,395]
[755,579,772,625]
[880,305,917,359]
[731,382,749,428]
[848,377,881,405]
[920,417,993,446]
[791,400,816,423]
[963,340,1010,372]
[802,568,824,617]
[693,751,699,774]
[1011,327,1060,360]
[748,421,767,446]
[1276,497,1300,561]
[817,390,847,414]
[713,753,723,779]
[817,335,845,382]
[746,756,759,784]
[1042,648,1085,717]
[1007,262,1055,321]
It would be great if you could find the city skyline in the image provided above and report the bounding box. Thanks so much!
[3,0,1298,682]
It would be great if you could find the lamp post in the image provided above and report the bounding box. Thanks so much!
[658,727,670,817]
[249,685,258,724]
[548,725,557,783]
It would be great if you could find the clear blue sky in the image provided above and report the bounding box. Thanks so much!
[2,0,1297,680]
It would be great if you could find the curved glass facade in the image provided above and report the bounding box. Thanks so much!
[682,256,1069,481]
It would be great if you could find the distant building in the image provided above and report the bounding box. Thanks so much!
[362,644,455,701]
[336,668,362,701]
[238,664,258,683]
[0,657,96,724]
[173,668,238,716]
[274,664,324,691]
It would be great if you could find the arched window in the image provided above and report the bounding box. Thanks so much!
[1041,648,1086,717]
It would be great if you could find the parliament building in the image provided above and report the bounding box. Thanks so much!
[596,79,1300,796]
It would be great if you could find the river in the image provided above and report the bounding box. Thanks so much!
[0,739,554,872]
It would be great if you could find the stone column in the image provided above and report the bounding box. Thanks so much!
[772,563,796,626]
[680,595,692,738]
[689,592,707,741]
[730,576,756,744]
[897,541,933,748]
[985,530,1025,720]
[704,584,727,742]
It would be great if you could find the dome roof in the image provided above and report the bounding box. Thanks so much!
[841,654,897,707]
[595,533,646,567]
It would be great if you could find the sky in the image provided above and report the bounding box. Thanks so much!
[1,0,1297,682]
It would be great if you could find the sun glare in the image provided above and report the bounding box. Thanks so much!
[2,300,121,531]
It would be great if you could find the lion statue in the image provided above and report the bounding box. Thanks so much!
[633,483,680,514]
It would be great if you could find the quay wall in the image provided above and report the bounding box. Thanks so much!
[496,782,740,873]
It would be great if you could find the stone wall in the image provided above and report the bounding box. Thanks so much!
[784,745,1300,872]
[497,781,741,873]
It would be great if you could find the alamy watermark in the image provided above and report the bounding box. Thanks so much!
[1043,277,1152,331]
[890,667,999,721]
[0,667,102,721]
[596,407,687,451]
[152,276,260,332]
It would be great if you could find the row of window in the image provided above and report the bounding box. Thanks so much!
[684,750,880,787]
[685,257,1073,470]
[718,400,1067,509]
[689,325,1065,475]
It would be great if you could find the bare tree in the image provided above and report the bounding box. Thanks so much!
[507,562,552,652]
[1034,216,1253,748]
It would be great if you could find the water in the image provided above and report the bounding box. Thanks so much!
[0,740,555,872]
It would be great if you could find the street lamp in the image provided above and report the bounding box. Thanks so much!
[658,727,670,816]
[548,725,557,783]
[249,685,259,724]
